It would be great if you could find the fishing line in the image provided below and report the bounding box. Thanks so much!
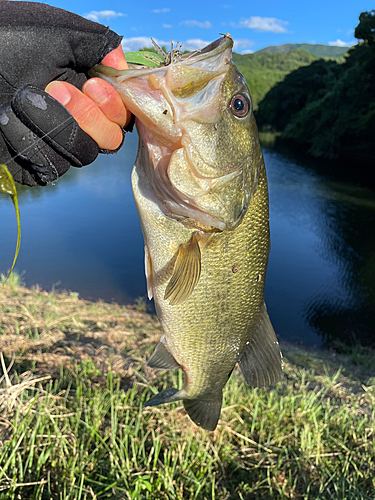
[0,80,125,279]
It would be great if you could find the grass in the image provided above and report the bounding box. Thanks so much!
[0,276,374,499]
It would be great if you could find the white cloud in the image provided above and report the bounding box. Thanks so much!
[185,39,211,49]
[328,39,356,47]
[85,10,126,22]
[163,24,172,28]
[233,38,255,52]
[121,37,170,51]
[153,8,170,13]
[180,20,212,29]
[237,16,288,34]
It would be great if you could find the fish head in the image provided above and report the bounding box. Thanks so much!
[93,36,263,231]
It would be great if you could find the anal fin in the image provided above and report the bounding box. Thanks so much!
[147,336,181,370]
[164,232,201,305]
[239,302,283,388]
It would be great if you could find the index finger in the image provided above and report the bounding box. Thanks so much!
[83,78,128,127]
[83,45,131,127]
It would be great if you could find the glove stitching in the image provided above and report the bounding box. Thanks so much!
[40,152,59,182]
[12,87,86,168]
[68,120,79,152]
[27,131,59,183]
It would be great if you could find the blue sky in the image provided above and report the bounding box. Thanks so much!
[29,0,373,53]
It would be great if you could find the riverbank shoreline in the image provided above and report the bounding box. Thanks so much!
[259,132,375,188]
[1,274,374,382]
[0,276,374,498]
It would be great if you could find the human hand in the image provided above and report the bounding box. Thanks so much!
[0,2,129,187]
[45,46,131,152]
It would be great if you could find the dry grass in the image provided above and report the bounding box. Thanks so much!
[0,279,161,379]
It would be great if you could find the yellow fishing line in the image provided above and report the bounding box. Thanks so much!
[0,164,21,279]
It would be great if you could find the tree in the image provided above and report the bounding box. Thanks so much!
[354,10,375,45]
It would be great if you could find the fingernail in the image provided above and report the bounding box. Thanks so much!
[45,82,71,105]
[84,79,110,105]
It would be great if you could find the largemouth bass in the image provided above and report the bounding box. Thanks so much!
[92,35,283,431]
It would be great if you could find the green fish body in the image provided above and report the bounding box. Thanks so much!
[92,36,283,430]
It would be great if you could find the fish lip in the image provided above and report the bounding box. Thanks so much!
[181,35,233,64]
[90,35,233,80]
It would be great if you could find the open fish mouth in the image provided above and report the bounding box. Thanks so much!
[93,35,251,231]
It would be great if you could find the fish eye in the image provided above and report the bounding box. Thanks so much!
[230,93,250,118]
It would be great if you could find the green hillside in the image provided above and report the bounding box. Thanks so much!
[255,43,350,58]
[255,10,375,163]
[233,49,317,109]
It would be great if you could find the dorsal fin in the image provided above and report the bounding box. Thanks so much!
[239,302,283,388]
[164,232,201,305]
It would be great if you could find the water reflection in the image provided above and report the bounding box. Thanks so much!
[1,136,374,348]
[1,131,146,303]
[264,149,375,347]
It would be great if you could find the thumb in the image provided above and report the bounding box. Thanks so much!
[101,45,128,70]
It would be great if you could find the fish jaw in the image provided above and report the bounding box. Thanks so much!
[96,36,258,231]
[97,36,233,149]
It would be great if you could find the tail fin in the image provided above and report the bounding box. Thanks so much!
[184,394,222,431]
[144,388,183,407]
[144,388,222,431]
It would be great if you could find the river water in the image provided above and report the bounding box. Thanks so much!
[1,131,375,348]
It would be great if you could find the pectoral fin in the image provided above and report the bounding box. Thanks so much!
[239,302,283,388]
[147,335,181,370]
[144,244,153,300]
[164,232,201,305]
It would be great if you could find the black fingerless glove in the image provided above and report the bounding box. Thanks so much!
[0,1,123,186]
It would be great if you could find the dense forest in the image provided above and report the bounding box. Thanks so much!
[254,11,375,163]
[233,50,317,110]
